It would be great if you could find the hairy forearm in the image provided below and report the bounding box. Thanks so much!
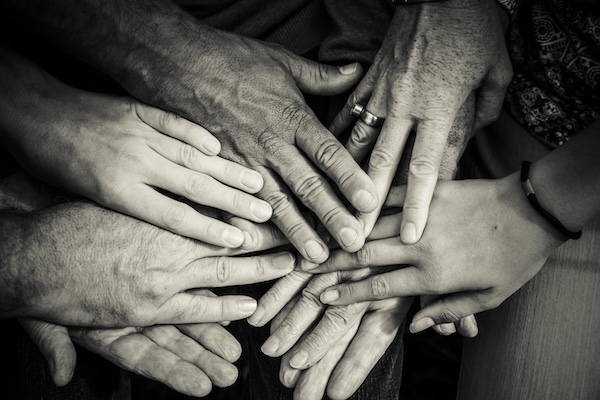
[529,120,600,232]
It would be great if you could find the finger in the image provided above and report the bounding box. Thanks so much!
[103,331,215,397]
[295,121,378,218]
[20,318,76,387]
[328,89,371,139]
[284,52,363,96]
[155,164,272,223]
[383,185,407,209]
[409,291,497,334]
[360,115,414,236]
[400,117,453,244]
[157,294,258,326]
[268,137,368,254]
[286,302,369,370]
[185,252,296,289]
[456,314,479,338]
[257,166,330,263]
[319,267,427,306]
[177,323,242,363]
[150,135,265,193]
[134,102,221,156]
[420,295,477,337]
[301,236,409,274]
[261,273,343,357]
[327,298,411,400]
[221,213,288,253]
[473,58,512,130]
[142,325,239,388]
[283,322,358,398]
[248,269,313,327]
[118,185,246,248]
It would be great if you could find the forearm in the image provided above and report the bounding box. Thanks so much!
[529,120,600,233]
[6,0,213,107]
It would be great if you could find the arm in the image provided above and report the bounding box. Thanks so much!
[0,44,272,248]
[5,0,377,263]
[312,119,600,330]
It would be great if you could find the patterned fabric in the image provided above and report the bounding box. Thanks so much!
[505,0,600,148]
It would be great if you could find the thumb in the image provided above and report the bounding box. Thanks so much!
[409,292,494,335]
[19,318,77,387]
[284,54,363,96]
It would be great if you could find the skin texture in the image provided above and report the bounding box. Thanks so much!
[314,119,600,331]
[0,46,273,248]
[330,0,512,241]
[6,0,379,263]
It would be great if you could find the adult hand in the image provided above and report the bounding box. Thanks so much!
[106,7,378,263]
[277,298,410,400]
[0,45,271,248]
[311,176,566,332]
[329,0,511,240]
[19,318,76,387]
[21,315,246,398]
[1,197,293,327]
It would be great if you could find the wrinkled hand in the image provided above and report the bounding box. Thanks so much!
[312,176,566,333]
[330,0,511,241]
[3,81,270,248]
[126,24,378,263]
[3,198,293,326]
[22,315,245,398]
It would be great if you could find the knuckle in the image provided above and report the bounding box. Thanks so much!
[350,124,374,148]
[409,156,438,178]
[179,144,199,168]
[256,130,284,155]
[354,246,374,268]
[440,308,462,323]
[291,175,327,203]
[215,257,232,283]
[185,173,210,199]
[314,139,345,171]
[279,101,308,131]
[368,147,396,172]
[300,286,323,306]
[162,203,187,231]
[368,275,390,299]
[322,307,352,327]
[160,110,180,129]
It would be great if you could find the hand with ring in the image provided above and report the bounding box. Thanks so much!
[330,0,513,240]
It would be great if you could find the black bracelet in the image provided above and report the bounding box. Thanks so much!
[520,161,582,240]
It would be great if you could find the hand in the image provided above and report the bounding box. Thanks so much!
[0,50,270,248]
[329,0,511,240]
[309,176,566,332]
[21,317,246,398]
[118,20,378,263]
[19,318,76,387]
[278,298,410,400]
[1,198,294,326]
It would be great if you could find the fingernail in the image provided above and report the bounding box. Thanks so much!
[305,240,325,260]
[204,139,221,155]
[282,369,300,388]
[272,253,295,269]
[438,323,456,335]
[320,289,339,304]
[223,228,244,247]
[409,317,436,333]
[251,201,273,221]
[300,259,319,271]
[247,306,265,327]
[261,336,280,356]
[338,62,358,75]
[242,231,253,247]
[354,189,375,210]
[339,227,358,248]
[289,350,309,369]
[401,222,417,244]
[237,299,257,313]
[240,171,263,190]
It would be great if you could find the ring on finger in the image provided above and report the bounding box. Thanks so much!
[360,109,385,128]
[350,102,365,118]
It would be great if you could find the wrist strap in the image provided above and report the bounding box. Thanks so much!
[520,161,582,240]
